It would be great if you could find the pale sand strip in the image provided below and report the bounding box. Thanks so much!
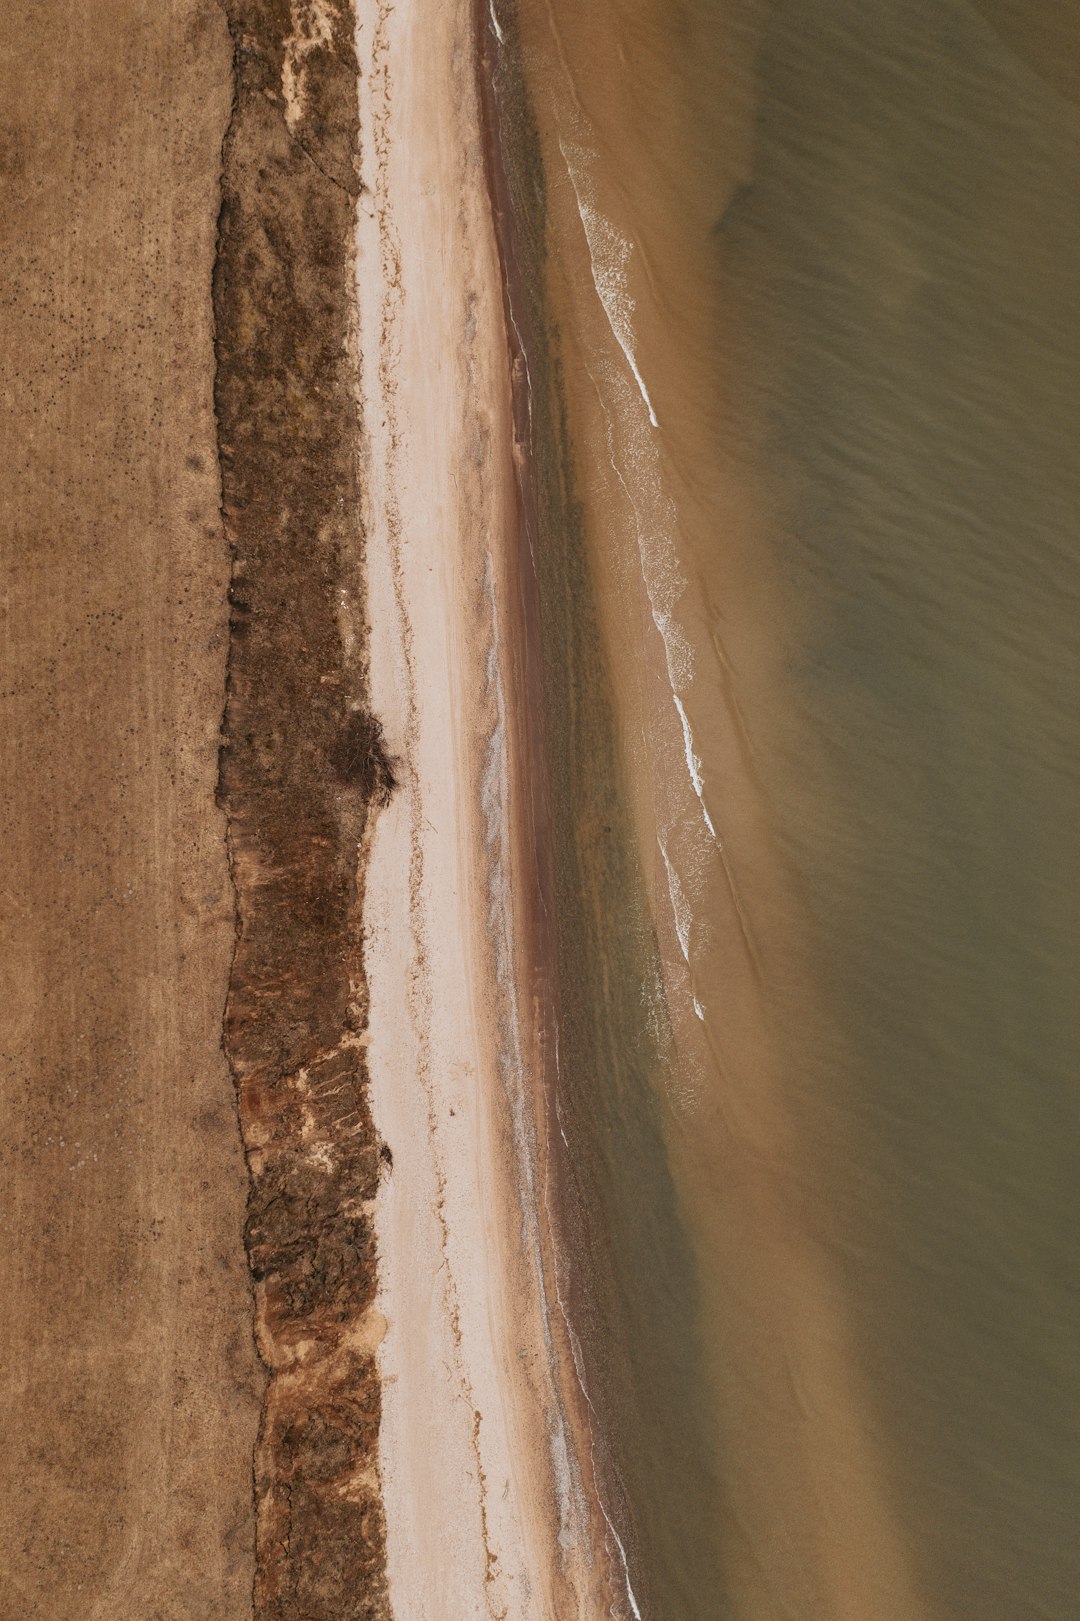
[355,2,616,1615]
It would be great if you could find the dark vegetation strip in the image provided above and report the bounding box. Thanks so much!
[213,4,393,1617]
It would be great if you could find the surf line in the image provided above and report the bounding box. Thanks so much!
[558,136,661,430]
[557,134,726,863]
[474,12,651,1617]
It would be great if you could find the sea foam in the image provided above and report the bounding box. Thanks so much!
[560,138,660,430]
[558,135,721,1036]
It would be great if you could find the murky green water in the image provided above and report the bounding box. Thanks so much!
[720,5,1080,1615]
[499,0,1080,1614]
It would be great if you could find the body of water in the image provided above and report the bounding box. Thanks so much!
[490,2,1080,1613]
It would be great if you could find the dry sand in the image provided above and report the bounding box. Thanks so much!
[0,3,259,1611]
[354,1,633,1615]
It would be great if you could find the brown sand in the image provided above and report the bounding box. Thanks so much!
[0,2,259,1611]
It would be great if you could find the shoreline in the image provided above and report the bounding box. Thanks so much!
[501,3,936,1614]
[473,7,648,1615]
[356,0,627,1613]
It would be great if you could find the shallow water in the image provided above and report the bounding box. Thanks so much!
[499,1,1080,1614]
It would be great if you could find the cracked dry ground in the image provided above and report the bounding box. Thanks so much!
[1,2,393,1616]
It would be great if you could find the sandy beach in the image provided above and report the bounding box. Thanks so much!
[354,2,634,1614]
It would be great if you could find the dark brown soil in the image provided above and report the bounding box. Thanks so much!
[214,2,392,1617]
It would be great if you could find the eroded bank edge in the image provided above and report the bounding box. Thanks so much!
[212,3,394,1615]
